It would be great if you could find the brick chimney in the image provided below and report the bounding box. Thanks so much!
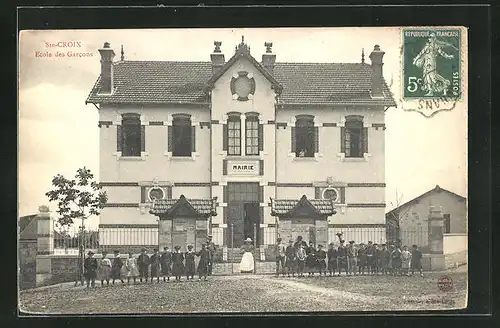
[210,41,225,74]
[98,42,115,94]
[369,44,385,98]
[262,42,276,75]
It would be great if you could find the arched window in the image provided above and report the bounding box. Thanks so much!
[172,114,193,157]
[121,113,141,157]
[342,115,367,158]
[294,115,316,158]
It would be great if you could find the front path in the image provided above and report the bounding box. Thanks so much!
[19,270,466,314]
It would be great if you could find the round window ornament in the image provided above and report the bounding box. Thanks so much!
[230,71,256,101]
[322,188,339,202]
[148,187,165,202]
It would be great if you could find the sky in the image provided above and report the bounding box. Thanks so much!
[18,27,467,229]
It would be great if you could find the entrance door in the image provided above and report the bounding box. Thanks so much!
[228,202,245,247]
[243,202,260,245]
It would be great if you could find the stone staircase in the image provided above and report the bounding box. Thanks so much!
[225,247,265,263]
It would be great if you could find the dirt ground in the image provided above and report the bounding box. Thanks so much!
[19,268,467,314]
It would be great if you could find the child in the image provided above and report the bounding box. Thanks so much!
[285,240,297,277]
[316,244,327,276]
[160,246,172,282]
[137,248,150,283]
[357,243,367,275]
[84,251,98,288]
[171,245,185,282]
[185,245,196,280]
[296,243,306,277]
[125,252,139,284]
[305,242,317,276]
[150,248,161,283]
[327,242,338,276]
[411,244,424,277]
[111,250,125,284]
[99,251,112,286]
[401,245,412,276]
[196,243,210,281]
[337,240,348,276]
[275,238,286,277]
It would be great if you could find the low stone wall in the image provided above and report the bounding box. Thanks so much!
[445,251,468,269]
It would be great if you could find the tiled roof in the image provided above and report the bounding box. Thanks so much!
[86,60,396,106]
[149,195,218,217]
[270,195,336,217]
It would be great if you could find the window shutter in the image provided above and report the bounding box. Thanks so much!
[340,127,346,153]
[167,125,173,152]
[258,123,263,151]
[223,207,228,224]
[167,186,172,199]
[363,127,368,154]
[314,126,319,153]
[223,124,228,151]
[117,125,122,152]
[259,160,264,176]
[315,187,321,199]
[140,125,145,152]
[340,187,346,204]
[259,186,264,203]
[191,126,196,152]
[141,187,146,203]
[291,127,296,153]
[223,186,228,203]
[223,160,227,175]
[259,207,264,225]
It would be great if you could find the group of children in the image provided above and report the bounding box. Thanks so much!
[83,241,216,288]
[275,236,424,278]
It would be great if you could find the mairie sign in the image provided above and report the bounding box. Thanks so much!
[227,160,259,176]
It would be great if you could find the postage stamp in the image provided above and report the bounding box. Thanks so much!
[400,27,466,117]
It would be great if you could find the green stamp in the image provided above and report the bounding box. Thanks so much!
[403,29,461,99]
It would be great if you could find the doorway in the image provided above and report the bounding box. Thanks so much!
[243,202,260,244]
[227,182,260,247]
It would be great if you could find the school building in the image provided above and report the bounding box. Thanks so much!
[85,37,396,252]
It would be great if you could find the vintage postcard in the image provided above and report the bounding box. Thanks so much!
[18,27,468,314]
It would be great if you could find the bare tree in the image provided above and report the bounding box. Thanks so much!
[387,190,411,244]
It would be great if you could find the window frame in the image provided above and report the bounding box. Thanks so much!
[171,114,193,157]
[121,113,142,157]
[227,114,242,156]
[344,115,365,158]
[245,114,260,156]
[294,115,315,158]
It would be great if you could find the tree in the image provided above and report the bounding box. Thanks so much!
[45,167,107,285]
[45,167,107,227]
[387,190,411,244]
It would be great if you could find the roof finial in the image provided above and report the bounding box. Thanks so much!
[121,45,124,61]
[241,35,245,44]
[361,47,365,63]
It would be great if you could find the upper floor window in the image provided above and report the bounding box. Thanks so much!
[342,116,368,158]
[245,114,259,155]
[170,114,193,157]
[120,113,142,157]
[293,115,316,158]
[225,114,241,156]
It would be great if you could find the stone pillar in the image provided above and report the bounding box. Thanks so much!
[280,219,292,242]
[428,206,445,271]
[315,219,328,246]
[196,219,208,251]
[36,205,53,286]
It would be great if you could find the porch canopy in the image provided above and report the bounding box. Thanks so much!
[270,195,336,219]
[149,194,218,219]
[270,195,336,246]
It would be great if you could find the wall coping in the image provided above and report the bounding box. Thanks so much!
[443,233,468,237]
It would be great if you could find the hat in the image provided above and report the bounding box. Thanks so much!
[368,241,373,244]
[141,248,147,252]
[349,241,355,244]
[318,244,323,248]
[187,245,193,249]
[277,237,282,242]
[114,250,120,254]
[87,250,94,255]
[174,245,181,250]
[329,242,335,245]
[373,243,378,246]
[381,243,387,246]
[412,244,418,248]
[340,240,345,244]
[245,237,252,242]
[207,234,213,238]
[153,248,158,252]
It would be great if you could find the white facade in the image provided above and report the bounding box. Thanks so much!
[87,39,394,248]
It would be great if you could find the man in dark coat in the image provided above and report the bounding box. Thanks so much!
[150,248,161,283]
[137,248,150,283]
[83,251,98,288]
[378,244,390,275]
[337,240,348,275]
[196,243,210,280]
[294,235,308,249]
[206,235,216,276]
[365,241,376,275]
[111,250,125,284]
[411,244,424,277]
[171,245,185,281]
[357,243,367,275]
[315,244,327,276]
[305,241,317,276]
[285,240,297,277]
[160,246,172,281]
[327,242,338,276]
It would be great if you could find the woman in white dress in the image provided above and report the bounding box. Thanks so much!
[125,252,139,284]
[239,238,255,273]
